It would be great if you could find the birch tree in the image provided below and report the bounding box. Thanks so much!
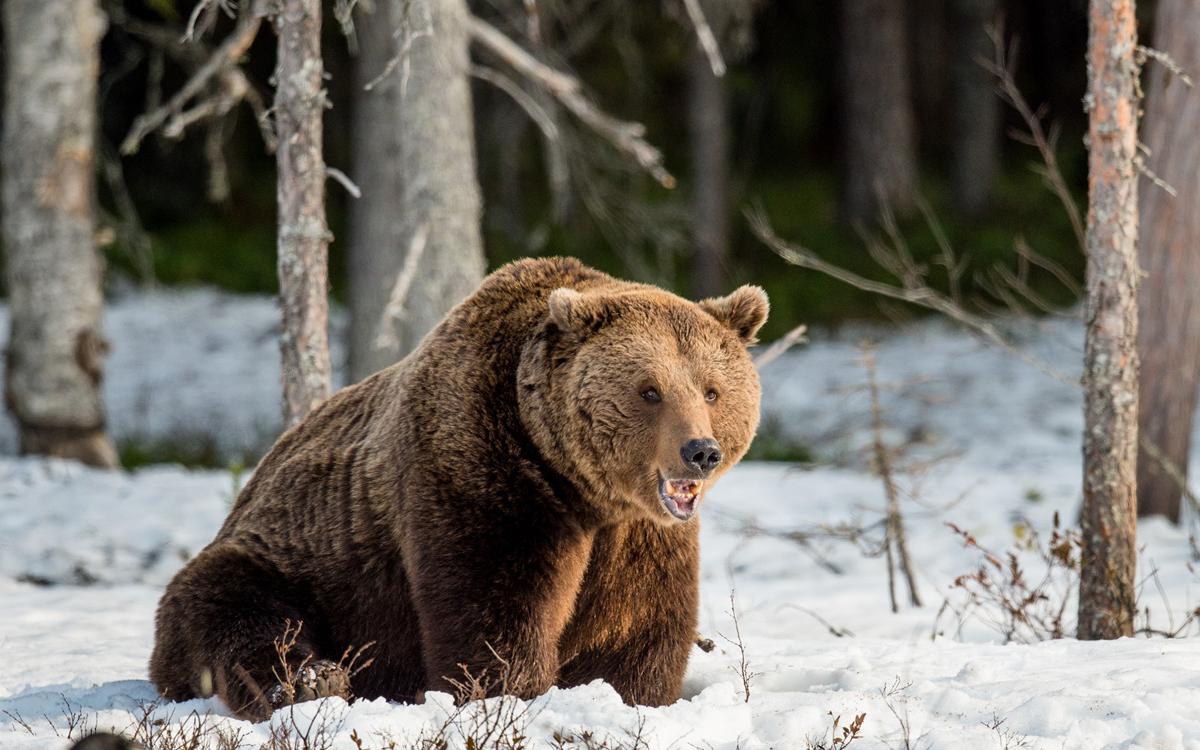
[1135,0,1200,524]
[348,0,485,381]
[2,0,118,468]
[272,0,333,426]
[1078,0,1139,641]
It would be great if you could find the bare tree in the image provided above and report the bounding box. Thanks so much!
[909,0,948,145]
[272,0,333,425]
[1078,0,1139,641]
[838,0,918,224]
[947,0,1000,216]
[2,0,118,467]
[348,0,486,381]
[1136,0,1200,524]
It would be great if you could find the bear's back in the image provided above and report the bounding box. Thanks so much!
[213,257,618,557]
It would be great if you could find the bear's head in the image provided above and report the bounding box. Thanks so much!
[518,283,768,525]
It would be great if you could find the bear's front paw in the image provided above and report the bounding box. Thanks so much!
[265,659,352,710]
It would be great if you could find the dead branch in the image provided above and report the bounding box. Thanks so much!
[467,14,675,188]
[469,64,560,143]
[862,343,922,611]
[374,223,430,352]
[718,590,755,703]
[120,0,268,155]
[753,323,808,369]
[681,0,727,77]
[747,207,1078,387]
[754,206,1200,523]
[1136,44,1195,87]
[983,25,1086,251]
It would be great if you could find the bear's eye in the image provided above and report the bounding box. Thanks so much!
[705,389,719,403]
[641,387,662,404]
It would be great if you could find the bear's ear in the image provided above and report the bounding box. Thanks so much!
[698,285,770,345]
[547,288,608,333]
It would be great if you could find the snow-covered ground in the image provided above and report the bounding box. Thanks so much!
[1,290,1199,749]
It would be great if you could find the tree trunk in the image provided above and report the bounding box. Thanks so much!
[347,0,486,382]
[272,0,333,427]
[688,47,731,298]
[909,0,948,157]
[1078,0,1139,641]
[947,0,1000,216]
[838,0,919,225]
[1135,0,1200,524]
[1,0,118,468]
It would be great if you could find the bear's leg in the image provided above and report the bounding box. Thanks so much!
[406,524,594,701]
[150,543,349,719]
[557,521,699,706]
[557,619,695,707]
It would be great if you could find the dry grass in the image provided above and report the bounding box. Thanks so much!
[934,515,1080,643]
[804,712,866,750]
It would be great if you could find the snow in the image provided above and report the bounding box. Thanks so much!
[1,290,1199,749]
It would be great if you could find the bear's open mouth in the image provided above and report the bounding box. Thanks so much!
[658,475,703,520]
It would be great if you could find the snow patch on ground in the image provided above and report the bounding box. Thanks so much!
[0,290,1198,749]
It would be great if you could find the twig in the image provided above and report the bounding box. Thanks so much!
[326,166,362,199]
[748,207,1079,388]
[983,25,1086,251]
[1137,44,1195,87]
[121,0,267,155]
[374,223,430,351]
[753,324,808,369]
[718,590,755,703]
[681,0,726,76]
[862,343,922,611]
[470,64,560,143]
[467,14,675,188]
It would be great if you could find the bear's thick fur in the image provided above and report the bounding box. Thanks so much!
[150,257,767,718]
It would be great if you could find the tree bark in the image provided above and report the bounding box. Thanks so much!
[1,0,118,468]
[838,0,919,225]
[347,0,486,382]
[947,0,1000,216]
[1135,0,1200,524]
[1078,0,1139,641]
[688,46,731,298]
[272,0,333,427]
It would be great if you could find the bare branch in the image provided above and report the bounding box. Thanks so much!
[862,343,922,611]
[753,324,808,369]
[747,207,1078,387]
[681,0,727,77]
[121,1,266,155]
[1137,44,1195,87]
[469,64,560,143]
[467,13,675,189]
[374,224,430,351]
[984,25,1086,252]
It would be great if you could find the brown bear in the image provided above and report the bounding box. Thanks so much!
[149,257,767,719]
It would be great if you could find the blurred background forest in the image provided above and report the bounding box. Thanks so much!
[13,0,1093,339]
[7,0,1197,520]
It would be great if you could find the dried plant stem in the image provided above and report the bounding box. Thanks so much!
[861,344,922,611]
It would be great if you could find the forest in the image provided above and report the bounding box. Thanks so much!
[1,0,1199,748]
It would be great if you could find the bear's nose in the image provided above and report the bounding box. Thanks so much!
[681,438,723,476]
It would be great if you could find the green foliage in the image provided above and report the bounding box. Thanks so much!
[744,416,816,463]
[118,434,258,471]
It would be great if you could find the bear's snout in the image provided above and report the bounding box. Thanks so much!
[680,438,722,476]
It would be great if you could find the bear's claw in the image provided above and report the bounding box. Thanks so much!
[265,659,352,710]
